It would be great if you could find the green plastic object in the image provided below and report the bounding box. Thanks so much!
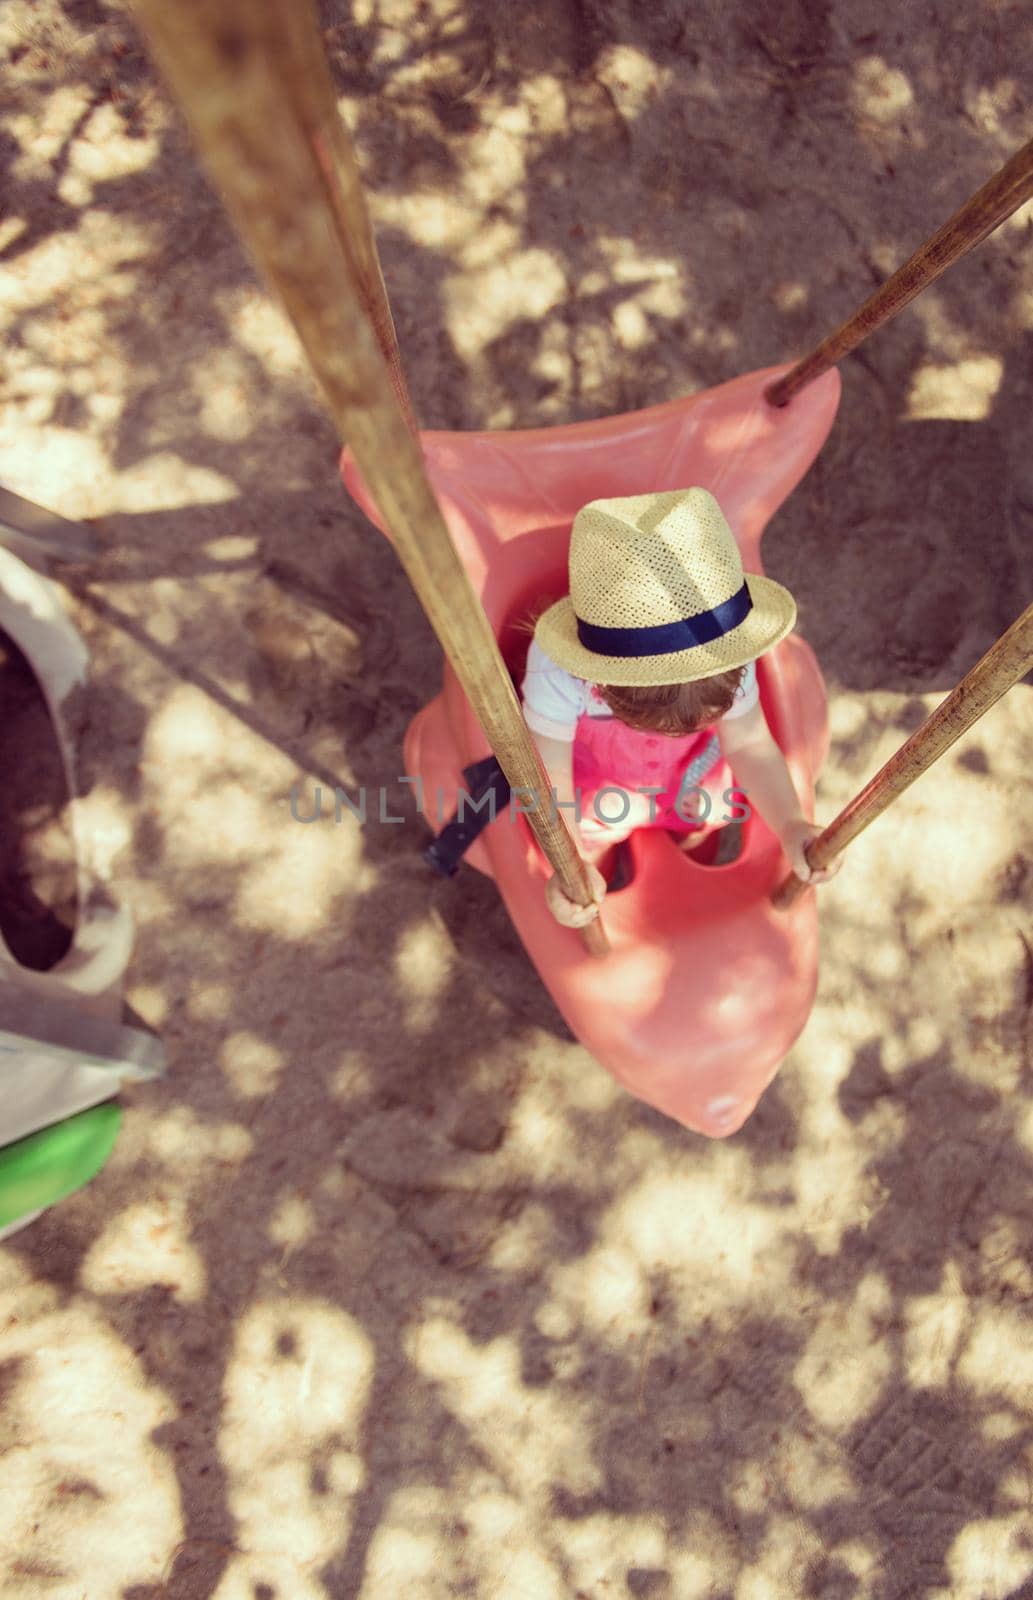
[0,1102,122,1229]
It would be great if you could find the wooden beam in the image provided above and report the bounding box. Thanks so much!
[772,601,1033,909]
[766,135,1033,408]
[133,0,607,953]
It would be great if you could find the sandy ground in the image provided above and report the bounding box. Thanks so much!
[1,1,1032,1596]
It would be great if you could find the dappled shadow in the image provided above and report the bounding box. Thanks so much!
[1,0,1032,1595]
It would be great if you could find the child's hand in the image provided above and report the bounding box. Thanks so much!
[545,862,607,927]
[779,818,842,885]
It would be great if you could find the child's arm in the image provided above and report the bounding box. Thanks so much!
[718,703,840,884]
[531,731,579,823]
[529,729,606,926]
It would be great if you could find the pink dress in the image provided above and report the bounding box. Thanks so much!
[573,687,739,848]
[522,641,754,850]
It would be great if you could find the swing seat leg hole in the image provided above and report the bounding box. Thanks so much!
[674,818,746,868]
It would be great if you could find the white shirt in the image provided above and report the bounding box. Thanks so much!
[521,638,759,742]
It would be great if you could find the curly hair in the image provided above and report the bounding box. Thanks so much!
[597,666,746,736]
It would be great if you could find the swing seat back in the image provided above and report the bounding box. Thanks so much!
[342,364,840,1136]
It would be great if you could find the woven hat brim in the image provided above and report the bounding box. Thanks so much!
[533,573,797,686]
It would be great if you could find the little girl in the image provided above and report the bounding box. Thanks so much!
[521,487,840,926]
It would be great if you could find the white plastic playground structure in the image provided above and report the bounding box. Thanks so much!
[0,542,164,1238]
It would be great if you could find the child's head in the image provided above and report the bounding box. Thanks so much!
[532,487,797,709]
[597,666,745,736]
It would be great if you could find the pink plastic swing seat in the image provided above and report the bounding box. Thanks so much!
[341,363,841,1137]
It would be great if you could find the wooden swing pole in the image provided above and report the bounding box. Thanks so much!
[268,0,416,434]
[772,601,1033,910]
[766,134,1033,408]
[134,0,608,954]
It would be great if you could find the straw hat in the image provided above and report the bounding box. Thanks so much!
[534,487,797,686]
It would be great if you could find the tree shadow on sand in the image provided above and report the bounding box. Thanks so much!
[2,0,1033,1594]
